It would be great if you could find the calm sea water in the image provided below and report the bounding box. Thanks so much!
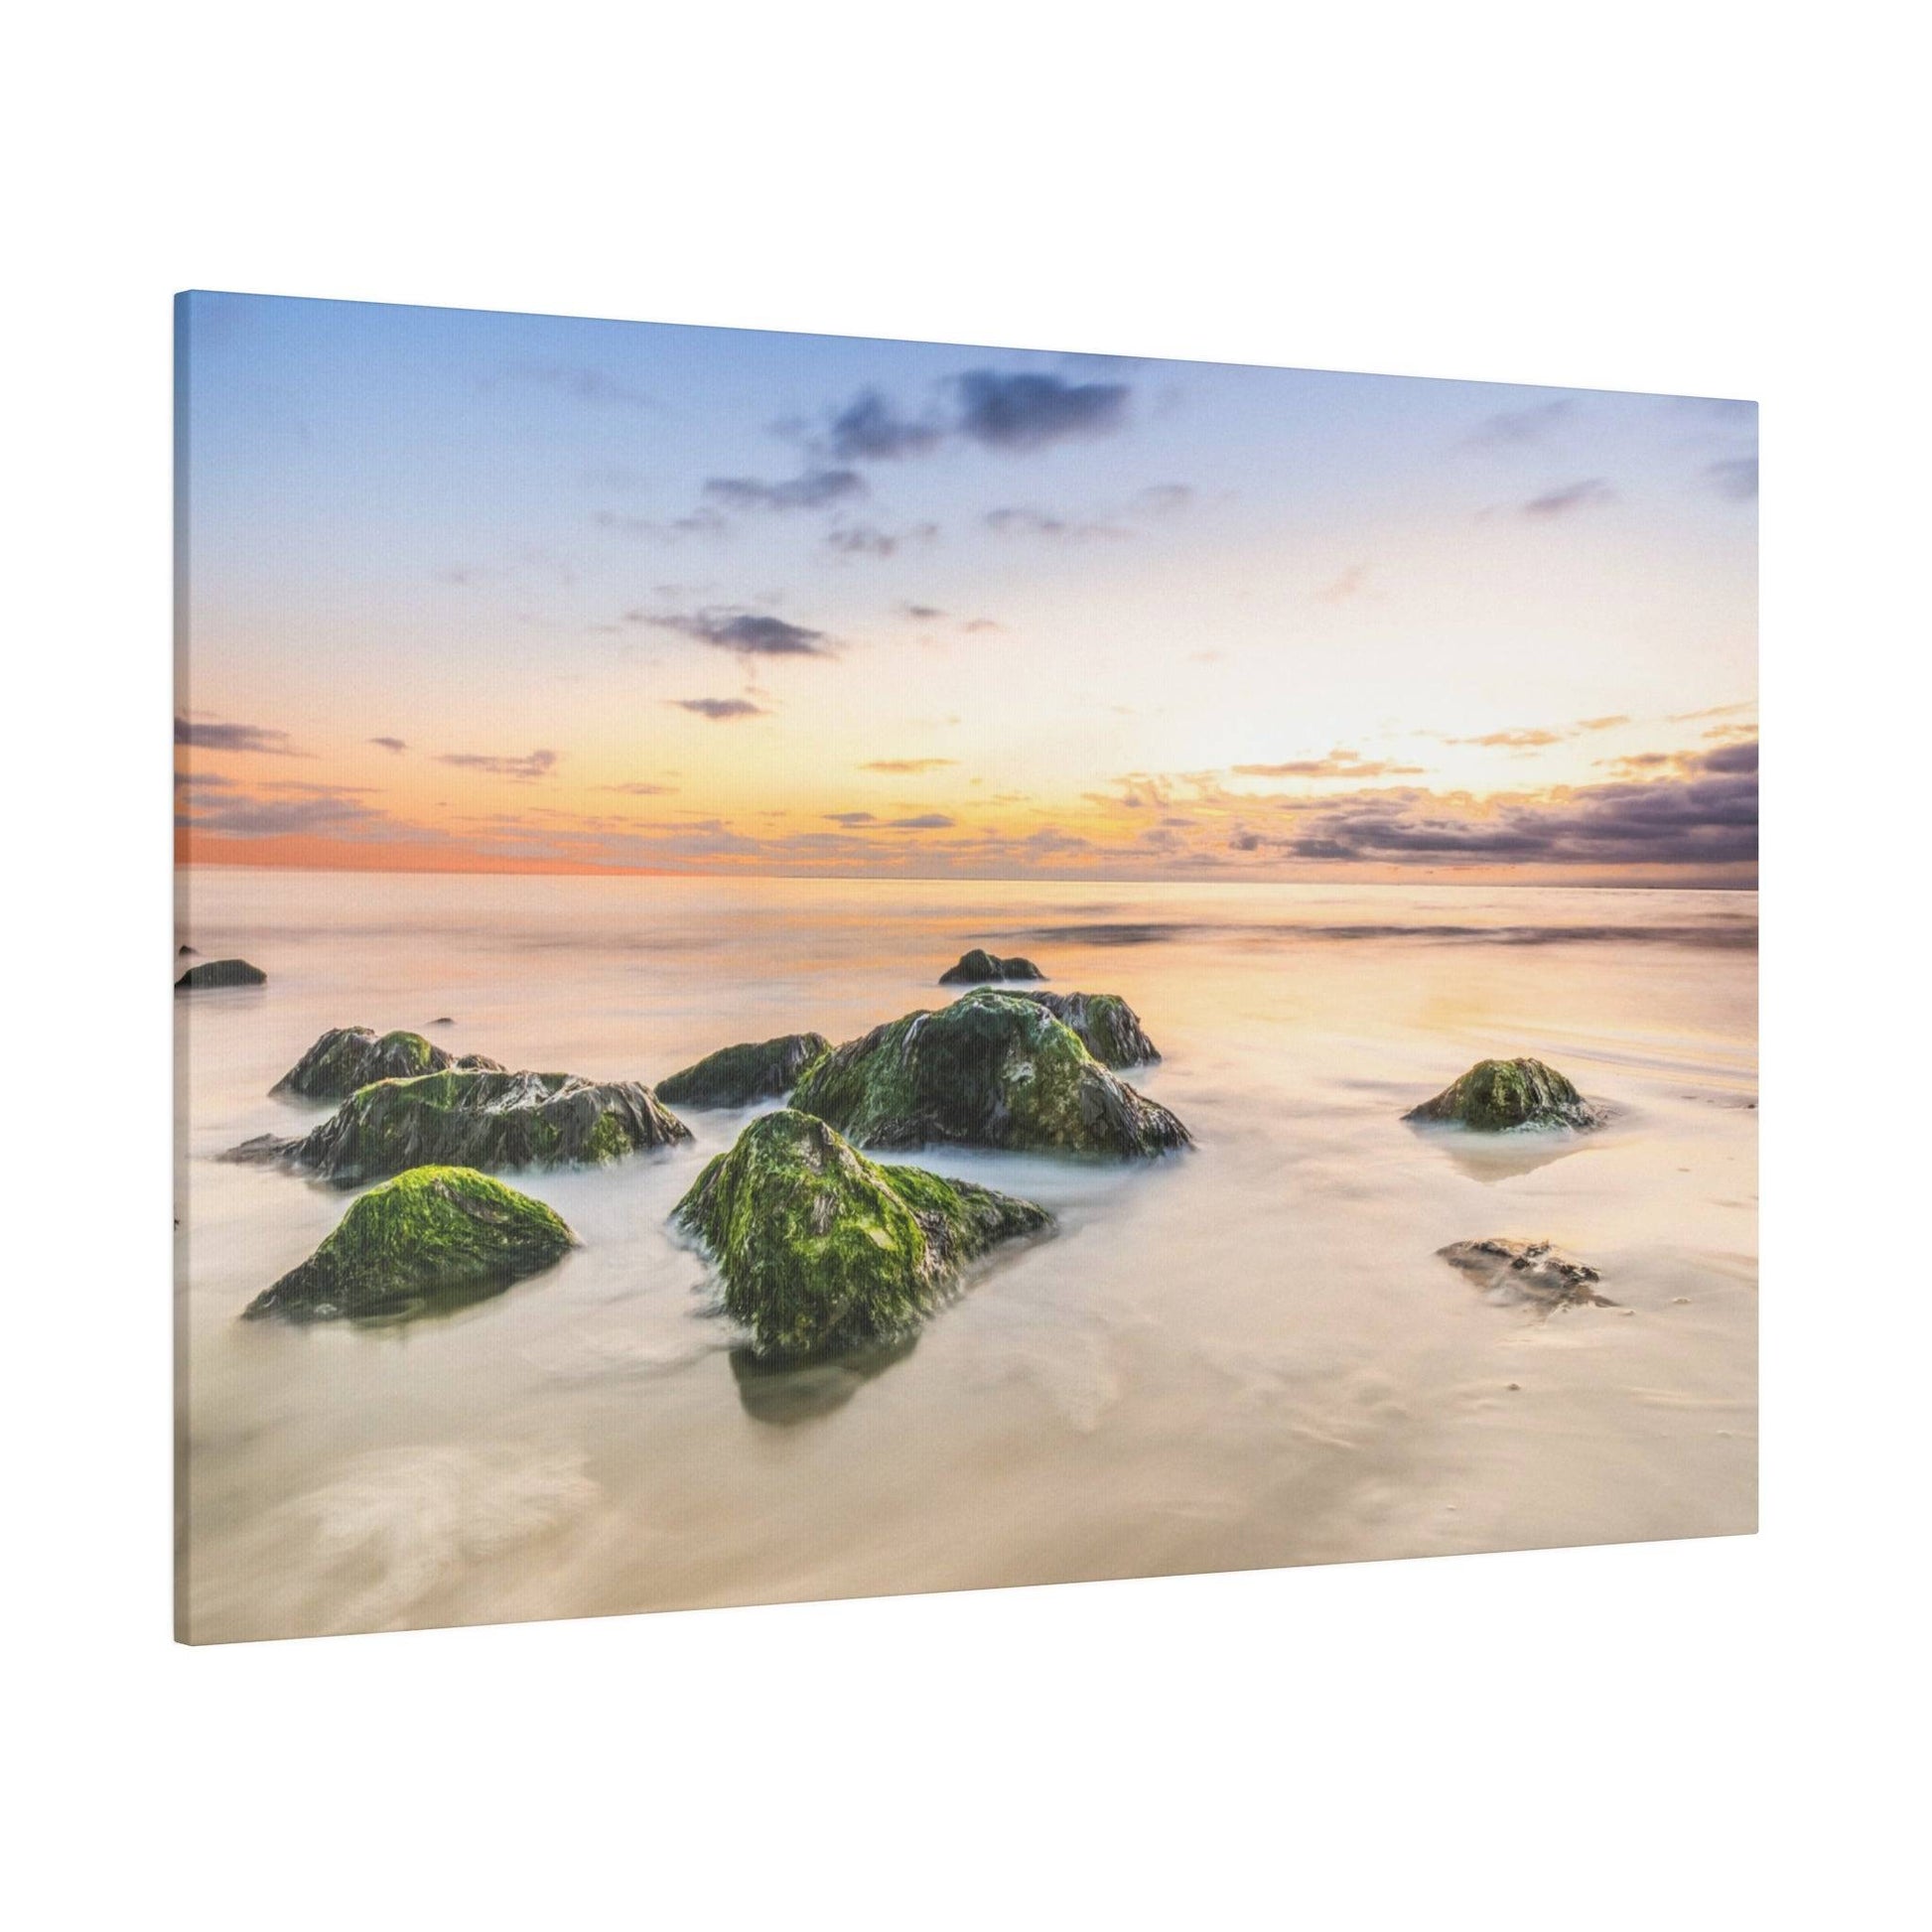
[175,869,1757,1642]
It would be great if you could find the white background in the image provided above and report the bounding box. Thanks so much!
[5,3,1925,1925]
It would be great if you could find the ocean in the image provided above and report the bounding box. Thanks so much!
[175,868,1757,1641]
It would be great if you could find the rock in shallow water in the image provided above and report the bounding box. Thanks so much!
[675,1109,1049,1360]
[655,1032,832,1109]
[964,987,1159,1067]
[243,1165,576,1322]
[938,948,1045,984]
[272,1025,503,1101]
[175,957,266,990]
[792,992,1190,1157]
[227,1066,690,1185]
[1404,1057,1602,1132]
[1437,1238,1616,1311]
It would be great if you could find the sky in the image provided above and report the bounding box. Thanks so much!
[176,292,1757,886]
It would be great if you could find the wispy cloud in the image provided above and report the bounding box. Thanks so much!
[1442,728,1565,749]
[860,758,958,773]
[496,364,656,410]
[1706,455,1758,501]
[823,521,938,559]
[647,610,833,657]
[368,736,408,754]
[1460,398,1575,450]
[886,813,955,829]
[1232,749,1426,778]
[435,749,560,781]
[596,779,677,796]
[1522,478,1615,517]
[1315,563,1370,604]
[984,506,1124,541]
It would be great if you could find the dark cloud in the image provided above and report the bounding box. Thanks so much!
[860,758,958,773]
[1276,749,1757,869]
[1233,750,1426,779]
[885,814,955,830]
[669,698,765,721]
[177,780,393,840]
[953,369,1130,452]
[174,715,307,757]
[1460,398,1575,449]
[1707,455,1758,501]
[824,521,938,559]
[368,736,408,754]
[824,389,945,461]
[825,810,877,825]
[703,470,868,513]
[901,603,945,621]
[648,610,832,657]
[435,749,559,781]
[1522,478,1615,517]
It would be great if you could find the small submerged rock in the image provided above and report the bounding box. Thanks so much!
[655,1032,832,1109]
[272,1025,502,1101]
[792,992,1190,1157]
[967,987,1160,1067]
[938,948,1045,985]
[1405,1057,1602,1132]
[177,944,199,957]
[176,957,266,991]
[228,1066,690,1186]
[1437,1238,1616,1311]
[675,1108,1049,1360]
[243,1165,576,1322]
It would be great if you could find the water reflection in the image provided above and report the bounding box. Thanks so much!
[729,1335,920,1425]
[1408,1121,1601,1184]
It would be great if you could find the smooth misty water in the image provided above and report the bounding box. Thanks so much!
[175,870,1757,1642]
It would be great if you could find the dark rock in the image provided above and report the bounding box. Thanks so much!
[175,958,266,991]
[242,1166,575,1322]
[967,987,1159,1067]
[655,1033,832,1109]
[792,991,1189,1157]
[177,944,199,957]
[429,1017,456,1027]
[1437,1238,1616,1311]
[675,1109,1049,1359]
[938,948,1045,984]
[226,1066,690,1186]
[1405,1057,1602,1132]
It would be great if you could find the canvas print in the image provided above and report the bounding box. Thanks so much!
[174,293,1757,1643]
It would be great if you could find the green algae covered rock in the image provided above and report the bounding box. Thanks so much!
[1404,1057,1602,1133]
[675,1109,1049,1359]
[938,948,1045,984]
[228,1066,691,1186]
[271,1025,503,1101]
[176,957,266,990]
[243,1166,576,1322]
[971,988,1160,1068]
[655,1032,832,1110]
[792,992,1189,1157]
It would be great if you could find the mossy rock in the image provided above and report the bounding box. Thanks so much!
[675,1109,1049,1359]
[655,1033,832,1109]
[968,988,1160,1067]
[243,1166,576,1322]
[274,1026,454,1100]
[228,1066,691,1186]
[176,957,265,990]
[1404,1057,1602,1132]
[792,992,1189,1157]
[938,948,1045,984]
